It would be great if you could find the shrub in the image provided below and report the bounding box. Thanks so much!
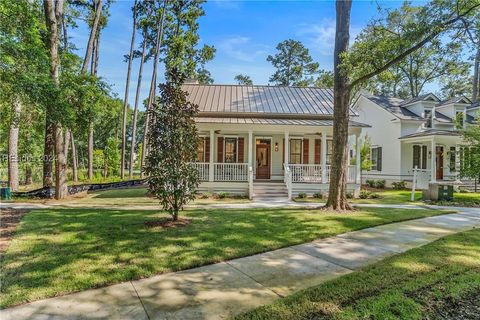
[200,192,212,199]
[313,192,322,199]
[391,181,406,190]
[298,192,307,199]
[346,192,353,199]
[216,191,228,199]
[233,193,248,199]
[375,180,386,189]
[359,190,371,199]
[366,180,376,188]
[369,192,381,199]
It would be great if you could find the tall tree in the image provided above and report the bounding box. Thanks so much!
[314,70,334,88]
[129,3,152,179]
[326,0,480,210]
[267,39,319,86]
[121,0,137,179]
[234,74,253,85]
[8,99,21,191]
[43,0,68,199]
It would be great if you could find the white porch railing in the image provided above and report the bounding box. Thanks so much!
[214,163,248,181]
[289,164,322,182]
[192,162,210,181]
[248,166,254,199]
[285,164,357,184]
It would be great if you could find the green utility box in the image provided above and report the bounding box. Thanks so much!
[422,183,454,201]
[0,187,12,200]
[437,184,453,201]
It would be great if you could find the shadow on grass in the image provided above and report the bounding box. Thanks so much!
[0,206,449,308]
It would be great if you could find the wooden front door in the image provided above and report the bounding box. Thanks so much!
[436,146,444,180]
[256,142,270,179]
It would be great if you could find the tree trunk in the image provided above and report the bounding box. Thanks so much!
[25,166,33,185]
[81,0,103,73]
[141,1,167,178]
[129,30,148,179]
[43,0,67,199]
[88,123,94,180]
[325,0,353,211]
[71,131,78,182]
[473,47,479,102]
[121,0,138,180]
[8,98,21,192]
[43,122,54,187]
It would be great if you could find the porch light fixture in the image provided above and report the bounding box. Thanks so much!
[275,142,279,152]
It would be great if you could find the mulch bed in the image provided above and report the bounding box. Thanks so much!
[144,217,191,229]
[0,208,29,254]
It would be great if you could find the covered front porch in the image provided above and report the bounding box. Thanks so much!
[400,132,464,184]
[193,119,364,199]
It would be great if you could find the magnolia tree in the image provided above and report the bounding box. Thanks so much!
[144,71,200,221]
[460,114,480,186]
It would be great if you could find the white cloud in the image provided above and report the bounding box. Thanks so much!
[218,36,269,62]
[298,19,361,56]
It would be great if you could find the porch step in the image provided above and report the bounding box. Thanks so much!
[253,182,288,199]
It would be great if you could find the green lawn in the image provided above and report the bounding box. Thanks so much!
[0,206,453,308]
[295,189,480,206]
[237,229,480,320]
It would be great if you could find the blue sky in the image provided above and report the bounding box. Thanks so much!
[69,0,426,108]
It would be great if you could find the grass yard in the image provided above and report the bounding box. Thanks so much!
[237,229,480,320]
[0,206,453,308]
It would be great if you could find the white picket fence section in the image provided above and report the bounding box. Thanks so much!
[214,163,248,181]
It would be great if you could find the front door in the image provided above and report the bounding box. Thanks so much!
[256,140,271,179]
[436,146,444,180]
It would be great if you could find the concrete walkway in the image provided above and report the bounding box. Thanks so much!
[1,206,479,320]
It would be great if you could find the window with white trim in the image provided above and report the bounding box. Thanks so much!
[289,139,302,164]
[224,137,237,163]
[371,146,382,171]
[412,145,427,169]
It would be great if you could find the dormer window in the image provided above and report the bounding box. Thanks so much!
[424,110,432,128]
[455,111,464,129]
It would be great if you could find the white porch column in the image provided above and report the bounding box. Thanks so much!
[455,144,461,182]
[356,134,361,184]
[209,129,214,182]
[248,130,253,168]
[430,138,436,183]
[284,131,289,166]
[321,133,327,183]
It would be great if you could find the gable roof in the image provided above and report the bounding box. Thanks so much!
[362,94,424,120]
[182,84,356,118]
[436,96,472,107]
[401,93,440,106]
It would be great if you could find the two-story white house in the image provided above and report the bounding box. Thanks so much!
[355,92,478,186]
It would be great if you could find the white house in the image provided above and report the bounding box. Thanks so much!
[183,84,368,199]
[355,92,477,186]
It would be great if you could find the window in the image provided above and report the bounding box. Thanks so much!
[455,111,464,129]
[449,147,456,172]
[413,145,427,169]
[289,139,302,164]
[224,138,237,163]
[197,137,206,162]
[371,147,382,171]
[326,140,333,165]
[424,110,432,128]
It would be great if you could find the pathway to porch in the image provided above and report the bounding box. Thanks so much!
[1,205,479,320]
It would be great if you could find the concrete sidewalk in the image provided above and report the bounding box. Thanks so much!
[1,207,479,320]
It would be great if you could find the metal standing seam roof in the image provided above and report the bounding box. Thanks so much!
[194,117,370,127]
[182,84,355,117]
